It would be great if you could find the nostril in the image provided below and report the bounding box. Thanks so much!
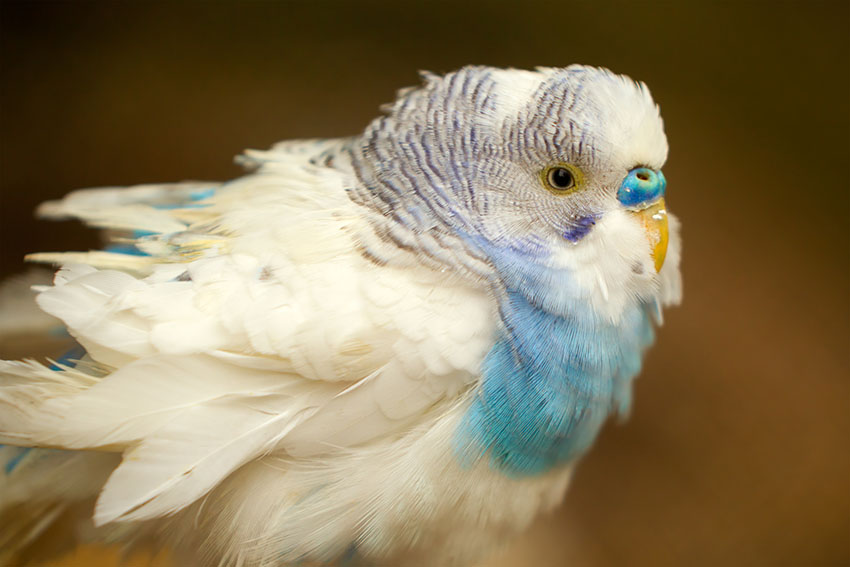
[636,171,651,182]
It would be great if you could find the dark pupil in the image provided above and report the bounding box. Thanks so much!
[550,167,573,189]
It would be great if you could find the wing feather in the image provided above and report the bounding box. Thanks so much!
[94,393,319,524]
[2,139,497,524]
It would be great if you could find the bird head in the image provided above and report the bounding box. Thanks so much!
[349,66,681,321]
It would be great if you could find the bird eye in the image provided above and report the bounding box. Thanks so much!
[541,164,583,195]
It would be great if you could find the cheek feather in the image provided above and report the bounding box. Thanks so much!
[541,210,661,322]
[562,214,599,243]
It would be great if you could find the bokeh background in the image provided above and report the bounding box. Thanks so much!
[1,1,847,566]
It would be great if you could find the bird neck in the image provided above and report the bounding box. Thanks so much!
[455,285,654,476]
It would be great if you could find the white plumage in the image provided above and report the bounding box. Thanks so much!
[2,141,511,564]
[0,66,681,566]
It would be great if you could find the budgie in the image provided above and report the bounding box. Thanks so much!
[0,65,681,567]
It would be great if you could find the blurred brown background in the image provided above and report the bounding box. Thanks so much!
[1,1,848,566]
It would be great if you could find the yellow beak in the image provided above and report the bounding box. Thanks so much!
[631,198,669,273]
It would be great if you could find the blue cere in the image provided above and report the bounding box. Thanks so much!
[454,291,655,476]
[617,167,666,207]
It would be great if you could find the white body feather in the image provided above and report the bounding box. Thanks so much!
[0,141,571,565]
[0,67,682,566]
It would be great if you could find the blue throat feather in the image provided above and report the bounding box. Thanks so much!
[455,242,655,476]
[342,66,667,476]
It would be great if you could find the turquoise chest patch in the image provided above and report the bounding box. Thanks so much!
[454,290,654,476]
